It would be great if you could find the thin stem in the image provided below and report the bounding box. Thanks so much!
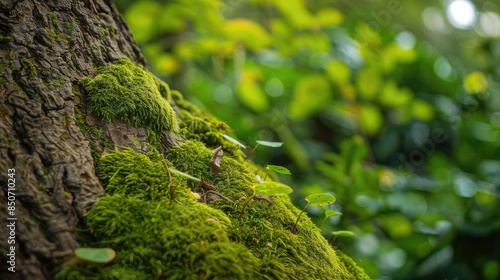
[292,202,310,234]
[238,195,255,220]
[318,217,328,229]
[245,144,260,159]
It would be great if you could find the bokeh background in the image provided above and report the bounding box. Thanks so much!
[113,0,499,279]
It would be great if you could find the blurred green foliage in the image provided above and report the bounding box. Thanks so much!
[114,0,500,279]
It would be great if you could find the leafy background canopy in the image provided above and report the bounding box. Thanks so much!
[113,0,500,279]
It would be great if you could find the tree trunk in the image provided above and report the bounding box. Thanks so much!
[0,0,146,278]
[0,1,368,279]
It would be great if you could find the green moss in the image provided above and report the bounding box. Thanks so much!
[45,27,57,41]
[0,35,13,43]
[49,12,59,30]
[56,143,368,279]
[171,90,246,161]
[80,59,179,134]
[22,58,37,77]
[99,26,108,36]
[59,132,70,141]
[64,22,73,36]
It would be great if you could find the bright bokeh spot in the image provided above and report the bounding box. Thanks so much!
[476,12,500,37]
[446,0,476,29]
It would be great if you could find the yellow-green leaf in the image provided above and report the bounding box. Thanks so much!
[316,8,343,27]
[289,75,331,119]
[272,0,313,29]
[410,100,435,121]
[225,18,272,51]
[305,193,336,206]
[325,210,342,217]
[124,1,162,44]
[464,71,488,94]
[252,182,293,196]
[379,81,412,108]
[266,165,291,175]
[378,215,413,238]
[237,70,270,113]
[326,60,351,85]
[358,104,383,136]
[356,68,382,100]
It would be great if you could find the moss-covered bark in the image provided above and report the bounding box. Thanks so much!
[0,1,368,279]
[53,59,369,279]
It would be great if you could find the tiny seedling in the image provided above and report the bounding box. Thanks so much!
[263,164,291,181]
[292,193,336,234]
[74,248,116,264]
[238,181,293,220]
[246,140,284,159]
[266,165,291,175]
[318,210,342,229]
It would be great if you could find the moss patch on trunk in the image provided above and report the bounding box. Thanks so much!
[58,59,369,279]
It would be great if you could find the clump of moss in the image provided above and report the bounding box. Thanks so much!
[56,143,368,279]
[171,90,247,161]
[80,59,179,134]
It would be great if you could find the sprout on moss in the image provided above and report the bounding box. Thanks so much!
[293,193,336,234]
[318,209,342,229]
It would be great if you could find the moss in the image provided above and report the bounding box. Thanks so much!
[49,12,59,30]
[64,22,73,36]
[0,35,13,43]
[56,143,368,279]
[45,27,57,41]
[59,58,367,278]
[80,59,179,134]
[22,58,37,77]
[171,90,246,161]
[59,132,70,141]
[99,26,108,36]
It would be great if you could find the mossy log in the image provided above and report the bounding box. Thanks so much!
[0,0,369,279]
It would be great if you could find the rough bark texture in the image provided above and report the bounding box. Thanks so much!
[0,1,370,279]
[0,0,147,278]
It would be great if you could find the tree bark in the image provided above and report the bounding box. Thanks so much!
[0,0,147,278]
[0,1,369,280]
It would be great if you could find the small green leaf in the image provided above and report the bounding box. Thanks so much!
[331,230,354,237]
[169,169,201,182]
[266,165,292,175]
[305,193,336,206]
[256,140,284,148]
[252,182,293,196]
[223,134,247,149]
[75,248,116,263]
[324,210,342,217]
[302,223,321,232]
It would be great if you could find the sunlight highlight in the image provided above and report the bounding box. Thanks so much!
[446,0,476,29]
